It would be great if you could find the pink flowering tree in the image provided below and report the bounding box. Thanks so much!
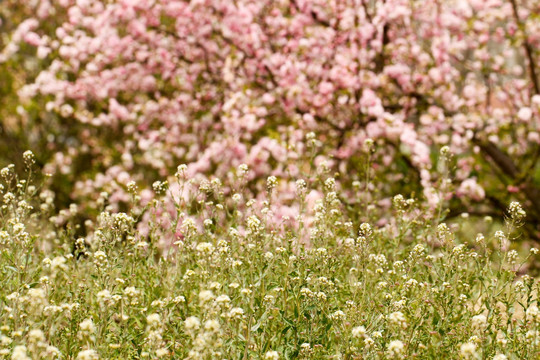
[3,0,540,238]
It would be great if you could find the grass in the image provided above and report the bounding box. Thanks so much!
[0,157,538,359]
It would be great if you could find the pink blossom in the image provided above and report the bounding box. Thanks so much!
[517,107,533,121]
[11,0,540,233]
[457,179,486,201]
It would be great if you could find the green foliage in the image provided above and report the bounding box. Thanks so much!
[0,161,537,359]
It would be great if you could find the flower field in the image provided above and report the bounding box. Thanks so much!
[0,158,539,359]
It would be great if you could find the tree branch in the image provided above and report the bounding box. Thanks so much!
[474,139,520,179]
[509,0,540,94]
[474,137,540,221]
[290,0,331,27]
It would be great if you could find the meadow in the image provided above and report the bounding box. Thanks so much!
[0,154,538,359]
